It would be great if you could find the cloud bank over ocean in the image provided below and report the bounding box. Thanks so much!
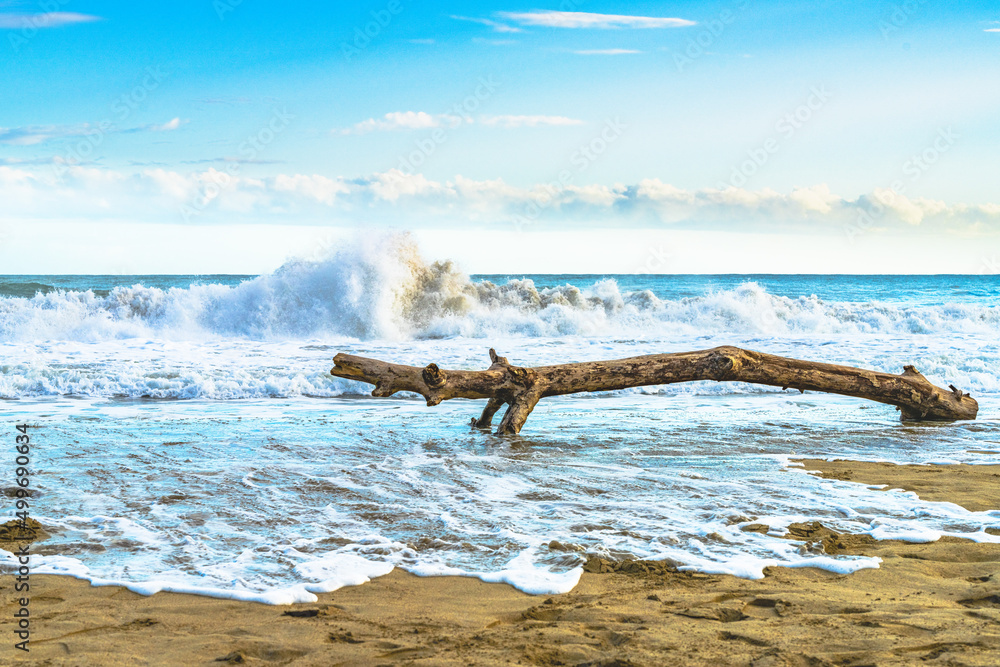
[2,165,998,234]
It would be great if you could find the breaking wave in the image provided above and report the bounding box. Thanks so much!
[1,235,999,343]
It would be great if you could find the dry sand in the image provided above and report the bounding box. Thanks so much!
[2,460,999,666]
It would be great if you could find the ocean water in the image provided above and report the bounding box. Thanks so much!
[2,236,999,604]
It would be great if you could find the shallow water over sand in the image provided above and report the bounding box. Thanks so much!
[1,252,998,601]
[4,392,999,603]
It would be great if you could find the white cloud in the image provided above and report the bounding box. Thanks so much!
[340,111,464,135]
[451,15,522,33]
[144,168,196,201]
[560,183,625,207]
[364,170,452,202]
[497,11,695,29]
[573,49,641,55]
[0,12,102,29]
[1,166,998,236]
[151,118,184,132]
[634,180,694,204]
[272,174,348,205]
[479,115,585,128]
[985,28,1000,32]
[788,184,838,214]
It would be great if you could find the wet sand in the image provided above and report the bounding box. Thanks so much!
[791,457,1000,512]
[2,460,999,666]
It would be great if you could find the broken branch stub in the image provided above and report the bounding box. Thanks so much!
[330,346,979,435]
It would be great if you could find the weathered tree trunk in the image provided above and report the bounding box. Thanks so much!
[330,346,978,435]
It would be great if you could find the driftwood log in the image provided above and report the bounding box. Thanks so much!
[330,346,978,435]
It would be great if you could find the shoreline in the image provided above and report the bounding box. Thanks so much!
[2,459,999,665]
[791,457,1000,513]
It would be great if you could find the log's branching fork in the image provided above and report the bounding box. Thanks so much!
[332,346,978,435]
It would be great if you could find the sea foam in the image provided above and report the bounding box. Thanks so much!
[1,235,999,343]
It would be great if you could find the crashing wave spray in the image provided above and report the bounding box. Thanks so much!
[1,233,999,343]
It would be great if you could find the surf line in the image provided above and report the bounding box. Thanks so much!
[12,423,32,653]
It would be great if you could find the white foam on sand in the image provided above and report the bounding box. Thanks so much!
[294,553,395,593]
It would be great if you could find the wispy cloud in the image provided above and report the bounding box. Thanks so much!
[0,119,186,145]
[200,97,255,105]
[0,124,98,146]
[573,49,642,55]
[985,28,1000,32]
[339,111,464,135]
[180,157,287,165]
[471,37,517,46]
[339,112,584,133]
[149,118,184,132]
[479,115,585,128]
[0,12,102,29]
[0,156,59,165]
[451,15,522,33]
[497,11,695,29]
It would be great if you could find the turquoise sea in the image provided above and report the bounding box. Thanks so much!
[2,241,998,603]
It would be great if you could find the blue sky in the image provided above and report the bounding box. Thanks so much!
[1,1,998,273]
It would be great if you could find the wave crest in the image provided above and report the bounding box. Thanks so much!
[1,235,999,342]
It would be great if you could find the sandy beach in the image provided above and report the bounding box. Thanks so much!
[791,457,1000,513]
[3,458,999,666]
